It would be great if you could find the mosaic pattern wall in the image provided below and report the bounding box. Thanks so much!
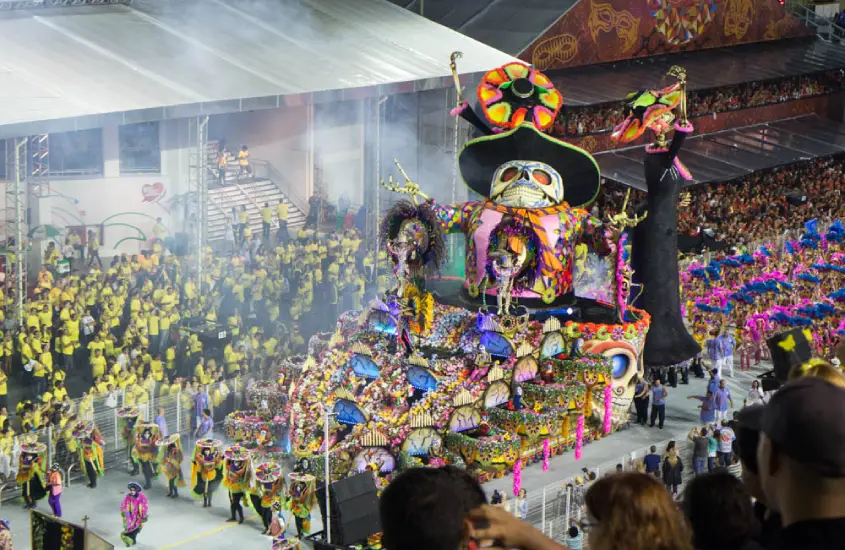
[521,0,812,70]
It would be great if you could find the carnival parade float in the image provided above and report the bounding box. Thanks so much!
[287,59,699,484]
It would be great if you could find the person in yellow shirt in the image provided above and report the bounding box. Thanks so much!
[237,206,249,243]
[52,381,68,403]
[276,200,289,237]
[149,309,161,353]
[0,369,7,410]
[91,348,107,380]
[87,229,103,269]
[32,358,47,395]
[261,202,273,239]
[150,355,164,383]
[237,145,251,178]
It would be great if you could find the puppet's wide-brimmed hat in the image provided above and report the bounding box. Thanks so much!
[458,123,601,207]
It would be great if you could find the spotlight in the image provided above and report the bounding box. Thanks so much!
[566,307,574,315]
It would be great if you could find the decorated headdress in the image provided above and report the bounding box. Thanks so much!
[71,420,95,440]
[223,444,251,462]
[117,405,141,419]
[20,441,46,455]
[475,62,562,131]
[455,62,601,207]
[157,433,181,447]
[127,482,143,492]
[254,461,283,484]
[379,200,445,277]
[611,83,683,143]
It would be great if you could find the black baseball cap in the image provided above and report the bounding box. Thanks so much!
[746,377,845,478]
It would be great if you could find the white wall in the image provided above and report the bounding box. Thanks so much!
[208,102,366,207]
[38,118,191,258]
[209,107,310,204]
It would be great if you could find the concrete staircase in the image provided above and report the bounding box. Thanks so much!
[205,140,306,242]
[207,179,306,242]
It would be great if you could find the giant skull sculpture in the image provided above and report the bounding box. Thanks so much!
[490,160,564,208]
[581,336,645,427]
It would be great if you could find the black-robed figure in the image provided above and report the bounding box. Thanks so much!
[612,66,701,368]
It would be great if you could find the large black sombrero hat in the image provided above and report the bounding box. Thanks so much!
[458,123,601,208]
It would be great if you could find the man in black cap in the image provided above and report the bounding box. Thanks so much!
[752,377,845,549]
[737,405,781,547]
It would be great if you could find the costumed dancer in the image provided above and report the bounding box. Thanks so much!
[191,438,223,508]
[612,65,701,368]
[121,482,149,547]
[157,434,186,498]
[47,463,63,517]
[72,421,105,489]
[222,445,252,524]
[131,423,161,490]
[285,472,316,538]
[118,406,142,475]
[17,442,47,509]
[249,461,284,535]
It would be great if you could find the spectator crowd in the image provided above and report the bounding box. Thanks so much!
[557,70,845,137]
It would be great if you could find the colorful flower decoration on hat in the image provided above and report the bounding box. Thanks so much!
[611,83,683,143]
[477,62,563,132]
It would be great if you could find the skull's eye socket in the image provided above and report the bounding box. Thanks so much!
[532,170,551,186]
[610,354,630,378]
[501,167,520,181]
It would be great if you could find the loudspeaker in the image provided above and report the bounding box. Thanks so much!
[785,191,808,207]
[316,473,381,546]
[767,328,813,381]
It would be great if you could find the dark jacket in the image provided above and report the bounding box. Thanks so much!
[662,453,684,486]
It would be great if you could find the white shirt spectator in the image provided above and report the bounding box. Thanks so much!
[718,427,735,453]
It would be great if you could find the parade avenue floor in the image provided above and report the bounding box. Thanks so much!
[0,361,763,549]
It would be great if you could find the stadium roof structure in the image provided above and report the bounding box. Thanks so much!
[595,114,845,191]
[556,37,845,106]
[384,0,577,56]
[0,0,515,139]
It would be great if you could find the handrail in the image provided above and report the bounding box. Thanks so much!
[231,179,264,217]
[786,0,845,41]
[250,158,309,215]
[207,192,229,221]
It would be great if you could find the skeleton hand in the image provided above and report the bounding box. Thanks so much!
[605,189,648,230]
[380,160,430,205]
[667,65,686,83]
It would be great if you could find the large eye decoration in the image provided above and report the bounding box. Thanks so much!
[582,340,638,380]
[533,170,551,186]
[501,167,520,182]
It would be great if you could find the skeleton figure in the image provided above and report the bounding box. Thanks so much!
[490,249,522,315]
[387,236,415,298]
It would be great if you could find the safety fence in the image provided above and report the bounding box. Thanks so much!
[516,435,697,545]
[0,371,267,507]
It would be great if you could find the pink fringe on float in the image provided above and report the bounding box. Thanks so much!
[513,458,522,496]
[604,385,613,434]
[575,415,585,460]
[542,439,550,472]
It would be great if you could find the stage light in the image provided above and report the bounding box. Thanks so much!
[566,307,574,315]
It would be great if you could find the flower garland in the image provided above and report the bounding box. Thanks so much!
[575,414,585,460]
[542,439,550,472]
[603,385,612,434]
[513,457,522,496]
